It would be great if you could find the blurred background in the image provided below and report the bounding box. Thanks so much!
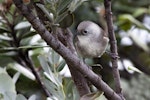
[0,0,150,100]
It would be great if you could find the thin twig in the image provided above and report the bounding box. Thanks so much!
[16,49,51,97]
[3,5,51,97]
[104,0,125,99]
[23,52,51,97]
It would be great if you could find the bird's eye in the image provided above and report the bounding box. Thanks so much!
[82,30,88,35]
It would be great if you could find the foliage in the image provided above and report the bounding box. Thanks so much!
[38,52,79,100]
[121,74,150,100]
[0,0,86,99]
[0,67,36,100]
[35,0,87,28]
[0,0,150,100]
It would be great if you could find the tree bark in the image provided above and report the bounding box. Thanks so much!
[104,0,125,99]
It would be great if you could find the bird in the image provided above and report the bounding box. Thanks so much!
[74,21,109,61]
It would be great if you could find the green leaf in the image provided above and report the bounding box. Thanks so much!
[43,78,65,100]
[21,31,37,39]
[18,45,49,49]
[14,21,31,30]
[72,85,79,100]
[0,73,16,94]
[63,78,79,100]
[39,54,66,99]
[0,40,9,47]
[57,60,66,72]
[3,91,16,100]
[17,26,31,37]
[127,66,143,74]
[0,56,13,66]
[128,30,149,52]
[0,94,3,100]
[14,16,24,25]
[68,0,88,13]
[59,13,74,28]
[118,14,150,32]
[16,94,27,100]
[0,47,17,51]
[49,50,60,65]
[55,11,68,24]
[65,80,74,100]
[0,51,17,57]
[8,63,35,80]
[39,54,61,86]
[16,26,31,40]
[0,45,46,52]
[12,72,21,84]
[0,67,7,74]
[80,91,104,100]
[28,94,37,100]
[56,0,72,14]
[43,72,59,86]
[36,3,54,23]
[38,54,52,75]
[133,8,147,17]
[20,36,33,46]
[0,34,12,41]
[0,26,10,33]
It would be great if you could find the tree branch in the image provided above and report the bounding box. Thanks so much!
[34,1,91,95]
[13,0,123,99]
[104,0,125,99]
[4,9,51,97]
[57,28,91,96]
[23,51,51,97]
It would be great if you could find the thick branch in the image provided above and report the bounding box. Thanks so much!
[104,0,125,99]
[13,0,122,99]
[34,2,91,94]
[57,28,91,96]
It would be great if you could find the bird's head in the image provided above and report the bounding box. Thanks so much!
[77,21,102,38]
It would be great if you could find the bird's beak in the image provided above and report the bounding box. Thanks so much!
[76,30,82,35]
[74,30,80,37]
[73,30,80,42]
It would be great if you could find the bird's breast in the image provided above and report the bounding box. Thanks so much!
[75,36,107,58]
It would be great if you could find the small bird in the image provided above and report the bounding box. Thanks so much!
[74,21,109,60]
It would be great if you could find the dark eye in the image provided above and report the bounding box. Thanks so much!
[82,30,88,35]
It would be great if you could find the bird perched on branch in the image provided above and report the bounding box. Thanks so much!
[74,21,109,61]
